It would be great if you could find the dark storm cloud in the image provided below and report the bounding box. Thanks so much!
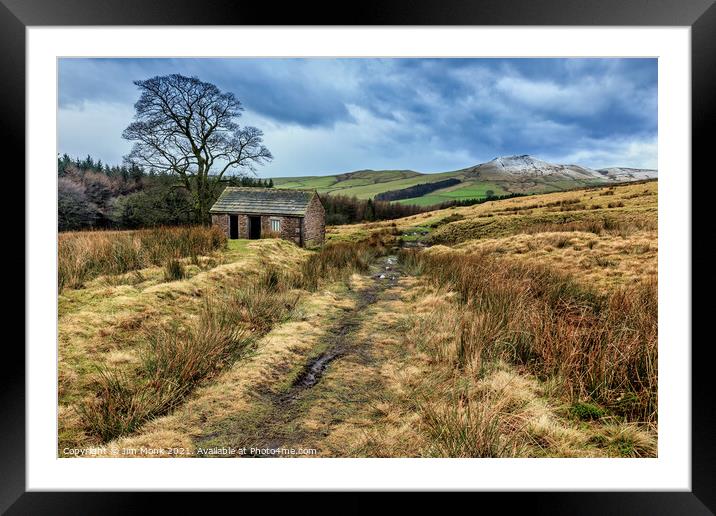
[351,58,656,159]
[59,58,353,127]
[58,57,657,175]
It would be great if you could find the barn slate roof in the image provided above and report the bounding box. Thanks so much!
[209,187,316,216]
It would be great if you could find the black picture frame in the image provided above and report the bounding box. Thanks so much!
[3,0,713,512]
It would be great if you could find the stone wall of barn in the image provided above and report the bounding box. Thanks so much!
[303,194,326,247]
[212,212,304,245]
[211,214,229,236]
[258,215,301,245]
[238,215,249,238]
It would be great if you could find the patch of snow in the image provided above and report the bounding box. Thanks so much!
[488,155,556,174]
[597,167,658,181]
[478,154,657,183]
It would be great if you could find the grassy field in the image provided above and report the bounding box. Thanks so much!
[396,181,510,206]
[58,180,657,458]
[274,169,463,200]
[58,226,227,291]
[273,169,423,194]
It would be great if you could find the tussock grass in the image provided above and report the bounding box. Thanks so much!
[452,230,657,292]
[58,226,226,291]
[398,285,656,457]
[420,378,527,457]
[320,182,657,456]
[298,231,393,290]
[428,212,657,246]
[398,248,657,423]
[596,423,658,457]
[78,269,299,443]
[75,236,386,445]
[77,369,166,442]
[226,270,301,333]
[163,258,186,281]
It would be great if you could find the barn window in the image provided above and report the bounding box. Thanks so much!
[270,218,281,232]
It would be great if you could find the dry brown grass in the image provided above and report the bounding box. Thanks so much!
[94,288,354,457]
[399,248,657,423]
[58,225,226,291]
[390,282,656,457]
[427,209,656,246]
[310,186,658,457]
[452,230,657,291]
[61,232,396,452]
[58,239,310,453]
[297,230,395,290]
[59,182,659,457]
[315,275,656,458]
[327,181,656,242]
[77,268,300,444]
[419,376,528,457]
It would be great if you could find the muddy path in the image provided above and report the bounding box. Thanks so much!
[287,255,401,393]
[195,254,405,457]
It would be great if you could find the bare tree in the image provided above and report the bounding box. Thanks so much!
[123,74,272,224]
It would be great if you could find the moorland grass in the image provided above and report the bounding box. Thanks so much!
[427,210,657,246]
[58,225,226,291]
[420,380,527,457]
[78,268,299,443]
[74,233,393,445]
[65,183,658,456]
[297,230,394,291]
[398,248,657,423]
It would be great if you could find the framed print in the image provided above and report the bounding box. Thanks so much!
[4,0,714,512]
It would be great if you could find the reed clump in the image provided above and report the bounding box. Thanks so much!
[398,248,657,422]
[59,225,226,290]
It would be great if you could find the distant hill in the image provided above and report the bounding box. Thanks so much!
[272,155,657,206]
[595,167,659,182]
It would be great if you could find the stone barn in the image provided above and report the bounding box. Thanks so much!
[209,188,325,247]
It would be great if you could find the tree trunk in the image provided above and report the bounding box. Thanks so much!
[191,164,213,226]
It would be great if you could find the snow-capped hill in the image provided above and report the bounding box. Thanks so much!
[466,155,657,184]
[473,155,603,181]
[597,167,658,182]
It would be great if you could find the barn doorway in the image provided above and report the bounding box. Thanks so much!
[249,216,261,239]
[229,215,239,239]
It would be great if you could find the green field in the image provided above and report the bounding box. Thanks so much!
[273,169,424,196]
[397,181,509,206]
[273,169,466,201]
[273,176,340,190]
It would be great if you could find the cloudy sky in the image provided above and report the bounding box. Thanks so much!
[58,58,657,177]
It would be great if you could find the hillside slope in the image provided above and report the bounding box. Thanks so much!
[273,155,657,205]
